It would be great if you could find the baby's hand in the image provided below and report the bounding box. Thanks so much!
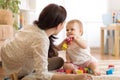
[65,37,74,44]
[73,68,78,74]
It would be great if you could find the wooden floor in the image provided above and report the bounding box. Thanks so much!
[90,47,120,60]
[0,47,120,80]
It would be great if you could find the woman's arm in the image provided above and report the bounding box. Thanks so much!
[52,74,93,80]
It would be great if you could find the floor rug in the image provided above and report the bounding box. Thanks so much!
[92,60,120,80]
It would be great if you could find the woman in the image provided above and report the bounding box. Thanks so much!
[1,3,92,80]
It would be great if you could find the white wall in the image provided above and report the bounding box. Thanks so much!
[33,0,119,47]
[108,0,120,12]
[64,0,108,47]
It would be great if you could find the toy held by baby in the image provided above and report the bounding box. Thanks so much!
[62,37,74,50]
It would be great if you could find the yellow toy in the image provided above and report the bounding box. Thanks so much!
[62,43,68,50]
[76,70,83,74]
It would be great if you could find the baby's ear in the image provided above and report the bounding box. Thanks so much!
[80,29,83,35]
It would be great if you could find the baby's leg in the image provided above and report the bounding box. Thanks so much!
[87,62,101,76]
[63,62,75,73]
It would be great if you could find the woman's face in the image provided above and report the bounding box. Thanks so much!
[66,23,82,37]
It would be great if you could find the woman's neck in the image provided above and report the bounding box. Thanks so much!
[45,28,55,37]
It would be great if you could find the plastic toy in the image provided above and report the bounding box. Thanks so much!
[65,37,73,44]
[106,68,113,75]
[65,69,72,74]
[108,64,114,72]
[78,67,93,74]
[62,43,68,50]
[106,64,115,75]
[56,69,65,73]
[62,37,73,50]
[76,70,83,74]
[108,64,114,68]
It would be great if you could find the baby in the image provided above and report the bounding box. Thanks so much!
[58,19,100,75]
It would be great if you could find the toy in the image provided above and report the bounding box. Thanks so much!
[76,70,83,74]
[65,37,73,44]
[62,43,68,50]
[108,64,114,68]
[108,64,114,72]
[62,37,73,50]
[106,68,113,75]
[56,69,65,73]
[65,69,72,74]
[78,67,93,74]
[106,64,115,75]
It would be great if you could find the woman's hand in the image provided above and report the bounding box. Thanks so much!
[74,74,93,80]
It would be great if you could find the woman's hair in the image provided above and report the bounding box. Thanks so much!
[66,19,83,35]
[34,4,67,57]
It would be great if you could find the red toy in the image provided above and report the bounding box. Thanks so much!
[56,69,65,72]
[108,64,114,68]
[65,37,74,44]
[65,69,72,74]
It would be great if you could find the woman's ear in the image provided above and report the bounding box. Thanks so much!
[56,23,64,30]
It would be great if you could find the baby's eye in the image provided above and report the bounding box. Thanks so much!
[66,29,69,31]
[71,28,74,31]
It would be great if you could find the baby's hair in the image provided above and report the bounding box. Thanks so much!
[66,19,83,35]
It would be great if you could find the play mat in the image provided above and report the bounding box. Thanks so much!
[92,60,120,80]
[52,60,120,80]
[57,51,120,80]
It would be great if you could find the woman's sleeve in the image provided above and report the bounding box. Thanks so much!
[22,38,54,80]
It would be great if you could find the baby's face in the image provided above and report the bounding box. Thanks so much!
[66,23,82,37]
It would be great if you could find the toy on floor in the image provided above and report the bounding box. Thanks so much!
[76,70,83,74]
[65,69,72,74]
[56,69,65,73]
[106,68,113,75]
[56,67,93,74]
[106,64,115,75]
[76,67,93,74]
[62,37,73,50]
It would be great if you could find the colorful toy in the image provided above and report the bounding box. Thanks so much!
[65,69,72,74]
[106,64,115,75]
[65,37,73,44]
[78,67,93,74]
[62,37,73,50]
[76,70,83,74]
[62,43,68,50]
[108,64,114,68]
[56,69,65,73]
[106,68,113,75]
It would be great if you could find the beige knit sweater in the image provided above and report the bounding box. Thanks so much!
[1,25,53,80]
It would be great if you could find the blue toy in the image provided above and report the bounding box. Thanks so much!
[106,68,113,75]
